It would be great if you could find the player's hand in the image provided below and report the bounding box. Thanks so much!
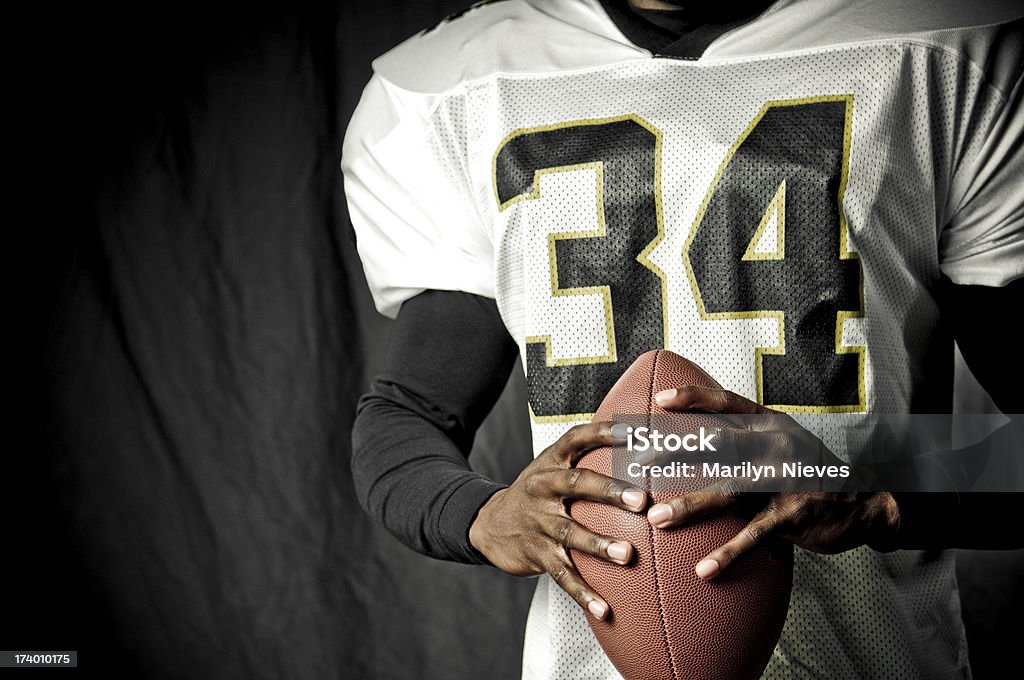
[469,422,648,620]
[647,386,900,580]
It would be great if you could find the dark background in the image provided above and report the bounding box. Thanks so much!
[8,1,1020,678]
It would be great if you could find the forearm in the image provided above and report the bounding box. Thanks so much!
[873,416,1024,550]
[352,387,504,563]
[349,289,520,564]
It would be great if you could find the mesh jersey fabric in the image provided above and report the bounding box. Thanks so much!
[341,1,1024,678]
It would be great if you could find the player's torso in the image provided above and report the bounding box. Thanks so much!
[454,48,961,443]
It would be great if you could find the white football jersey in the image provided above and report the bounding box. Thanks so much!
[343,0,1023,678]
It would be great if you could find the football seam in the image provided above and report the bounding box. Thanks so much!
[648,350,682,680]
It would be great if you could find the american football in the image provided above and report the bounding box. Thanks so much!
[571,350,792,680]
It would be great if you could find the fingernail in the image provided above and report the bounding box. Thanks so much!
[647,503,672,525]
[635,448,656,465]
[607,542,630,562]
[610,422,630,441]
[695,558,719,579]
[654,389,677,405]
[621,489,646,510]
[588,600,608,620]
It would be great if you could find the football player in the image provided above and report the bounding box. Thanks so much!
[343,0,1023,677]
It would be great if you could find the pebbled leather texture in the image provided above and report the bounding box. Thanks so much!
[570,350,792,680]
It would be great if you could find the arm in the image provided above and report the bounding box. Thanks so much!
[352,289,648,620]
[648,278,1023,578]
[887,278,1024,550]
[351,289,519,563]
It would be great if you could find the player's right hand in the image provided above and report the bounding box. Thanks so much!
[468,422,647,621]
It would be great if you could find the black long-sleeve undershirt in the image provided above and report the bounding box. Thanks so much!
[351,290,519,564]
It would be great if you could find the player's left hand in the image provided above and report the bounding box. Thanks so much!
[647,385,900,580]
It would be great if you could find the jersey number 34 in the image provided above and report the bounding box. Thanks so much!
[494,96,864,419]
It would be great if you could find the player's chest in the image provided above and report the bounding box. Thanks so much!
[459,49,945,420]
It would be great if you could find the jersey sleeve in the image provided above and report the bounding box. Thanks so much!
[342,73,494,318]
[939,24,1024,287]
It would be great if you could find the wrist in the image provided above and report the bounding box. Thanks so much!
[882,492,965,551]
[468,487,507,561]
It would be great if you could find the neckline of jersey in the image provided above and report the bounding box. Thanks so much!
[595,0,781,60]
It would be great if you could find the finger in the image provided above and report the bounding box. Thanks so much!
[694,511,782,580]
[546,515,635,565]
[654,386,774,416]
[646,478,750,528]
[543,421,625,467]
[542,467,647,512]
[547,556,611,621]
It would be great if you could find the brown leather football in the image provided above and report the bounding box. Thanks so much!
[570,349,792,680]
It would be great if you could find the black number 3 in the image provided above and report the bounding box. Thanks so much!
[494,116,668,420]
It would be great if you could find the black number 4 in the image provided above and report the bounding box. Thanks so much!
[684,96,864,413]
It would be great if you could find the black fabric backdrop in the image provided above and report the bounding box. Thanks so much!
[8,2,1020,678]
